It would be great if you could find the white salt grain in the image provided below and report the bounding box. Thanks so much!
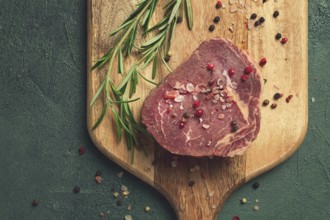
[171,160,178,168]
[174,95,184,102]
[218,114,225,119]
[202,124,210,129]
[186,83,194,92]
[125,215,132,220]
[217,79,224,86]
[230,5,238,13]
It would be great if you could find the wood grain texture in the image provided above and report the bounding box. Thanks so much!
[87,0,308,219]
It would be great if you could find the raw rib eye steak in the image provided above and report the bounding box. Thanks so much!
[141,39,261,157]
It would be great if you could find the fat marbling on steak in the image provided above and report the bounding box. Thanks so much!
[141,39,261,157]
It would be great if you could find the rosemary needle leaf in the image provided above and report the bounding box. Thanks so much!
[122,102,132,117]
[136,0,147,7]
[92,104,108,130]
[110,19,135,37]
[92,54,110,70]
[108,97,140,104]
[110,106,123,140]
[125,1,147,23]
[142,52,157,69]
[141,33,165,48]
[130,143,135,164]
[152,56,158,79]
[118,48,124,74]
[90,80,106,107]
[129,71,137,98]
[161,55,173,72]
[111,107,133,135]
[185,0,193,30]
[137,70,158,86]
[117,64,137,92]
[166,17,177,54]
[144,17,167,35]
[128,25,138,55]
[109,80,122,98]
[168,0,181,24]
[164,0,176,10]
[141,9,151,28]
[147,0,158,29]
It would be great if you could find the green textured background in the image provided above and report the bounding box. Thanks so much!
[1,1,330,219]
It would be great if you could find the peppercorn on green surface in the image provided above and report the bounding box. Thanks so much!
[0,1,329,220]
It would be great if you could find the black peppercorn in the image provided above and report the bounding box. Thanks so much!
[254,21,261,27]
[253,182,260,189]
[209,24,215,32]
[188,180,195,187]
[250,13,257,20]
[164,55,171,63]
[275,33,282,40]
[273,93,283,100]
[213,16,220,24]
[273,11,280,18]
[263,0,267,3]
[183,112,190,119]
[231,120,238,132]
[176,16,183,24]
[262,99,270,106]
[216,1,222,9]
[31,200,39,207]
[95,170,102,176]
[271,103,277,109]
[231,124,238,133]
[259,17,265,24]
[73,186,80,194]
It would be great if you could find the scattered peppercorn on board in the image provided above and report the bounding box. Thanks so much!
[87,1,308,219]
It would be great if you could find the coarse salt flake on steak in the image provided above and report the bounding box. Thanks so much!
[141,38,261,157]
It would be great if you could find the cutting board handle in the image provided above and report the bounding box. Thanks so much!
[154,152,246,220]
[176,204,220,220]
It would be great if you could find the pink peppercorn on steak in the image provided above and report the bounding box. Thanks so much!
[141,39,262,157]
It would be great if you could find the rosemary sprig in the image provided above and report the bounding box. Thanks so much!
[90,0,193,163]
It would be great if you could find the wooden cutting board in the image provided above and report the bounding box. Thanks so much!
[87,0,308,219]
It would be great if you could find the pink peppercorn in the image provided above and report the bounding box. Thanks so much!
[228,68,235,77]
[241,74,249,81]
[281,37,288,44]
[244,66,253,74]
[179,122,185,129]
[78,147,86,155]
[216,1,222,8]
[207,63,215,71]
[192,101,201,108]
[259,57,267,66]
[194,109,203,117]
